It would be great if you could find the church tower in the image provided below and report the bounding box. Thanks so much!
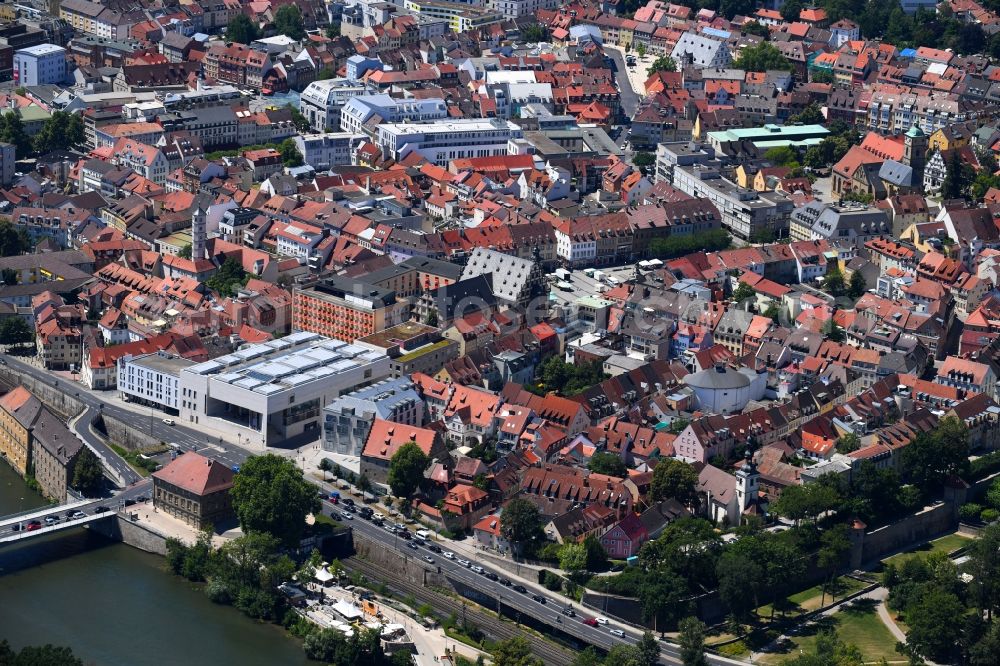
[735,449,760,514]
[903,125,928,188]
[191,205,206,261]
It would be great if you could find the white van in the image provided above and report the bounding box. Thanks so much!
[415,529,430,541]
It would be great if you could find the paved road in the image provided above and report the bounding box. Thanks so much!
[0,479,153,542]
[606,47,640,119]
[322,500,743,666]
[2,355,250,484]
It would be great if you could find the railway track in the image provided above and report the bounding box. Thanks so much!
[343,556,574,665]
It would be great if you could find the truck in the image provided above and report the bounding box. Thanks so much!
[554,267,571,280]
[593,270,605,282]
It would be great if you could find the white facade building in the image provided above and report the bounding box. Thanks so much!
[376,119,524,166]
[299,78,372,132]
[294,132,367,170]
[339,94,448,136]
[179,332,390,447]
[118,352,194,412]
[14,44,66,86]
[492,0,558,19]
[322,377,424,455]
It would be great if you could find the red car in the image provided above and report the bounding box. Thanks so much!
[583,617,598,627]
[25,521,41,532]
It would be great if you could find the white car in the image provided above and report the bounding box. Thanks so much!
[470,565,484,574]
[443,551,455,559]
[596,617,609,625]
[162,418,175,426]
[456,559,471,568]
[610,629,625,637]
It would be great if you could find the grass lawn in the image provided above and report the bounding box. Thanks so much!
[756,576,870,619]
[881,532,973,567]
[757,599,899,664]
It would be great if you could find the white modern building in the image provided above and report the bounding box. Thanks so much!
[13,44,67,86]
[178,332,390,447]
[294,133,367,170]
[298,78,372,132]
[322,376,424,455]
[118,351,194,412]
[339,94,448,136]
[376,119,524,166]
[493,0,558,19]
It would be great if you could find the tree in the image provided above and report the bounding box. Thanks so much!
[0,317,33,346]
[571,648,602,666]
[904,588,965,662]
[559,542,588,573]
[636,42,647,57]
[823,319,846,343]
[648,229,731,259]
[732,281,756,303]
[835,432,861,454]
[325,23,341,38]
[0,642,84,666]
[205,256,248,297]
[273,4,305,40]
[358,473,372,493]
[823,267,845,296]
[226,14,260,44]
[177,244,192,259]
[941,149,973,200]
[847,271,867,298]
[765,146,799,168]
[588,451,627,477]
[582,534,608,571]
[679,617,707,666]
[789,103,825,125]
[811,68,834,83]
[424,310,438,327]
[817,525,850,605]
[387,441,430,497]
[319,457,333,481]
[0,113,31,158]
[900,416,969,492]
[491,636,542,666]
[279,138,303,167]
[650,459,699,505]
[647,55,677,75]
[771,482,840,525]
[633,151,655,169]
[230,453,321,547]
[740,20,770,37]
[71,446,104,497]
[500,497,544,554]
[521,23,548,43]
[636,632,659,666]
[733,42,793,72]
[32,111,84,154]
[781,0,804,21]
[0,221,28,258]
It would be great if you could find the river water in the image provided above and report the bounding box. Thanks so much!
[0,462,310,665]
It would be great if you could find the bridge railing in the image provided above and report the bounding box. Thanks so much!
[0,499,93,526]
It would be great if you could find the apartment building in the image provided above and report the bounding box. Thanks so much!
[118,351,193,412]
[292,276,409,342]
[293,133,366,170]
[298,78,371,132]
[672,163,793,240]
[339,94,448,136]
[13,43,65,86]
[322,376,424,455]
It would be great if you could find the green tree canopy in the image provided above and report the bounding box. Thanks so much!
[679,617,707,666]
[491,636,543,666]
[226,14,261,44]
[500,497,545,554]
[0,641,84,666]
[588,451,627,477]
[177,244,192,259]
[900,416,969,492]
[559,541,588,572]
[71,446,104,497]
[32,111,84,154]
[733,42,793,72]
[650,459,699,505]
[0,317,33,346]
[387,441,430,497]
[0,113,31,158]
[732,281,756,303]
[205,256,249,297]
[273,4,305,40]
[647,55,677,76]
[230,454,321,547]
[847,271,867,298]
[649,229,731,259]
[279,138,303,167]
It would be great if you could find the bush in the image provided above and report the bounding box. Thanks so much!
[536,542,562,563]
[970,451,1000,479]
[960,503,984,522]
[539,569,563,591]
[982,508,999,523]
